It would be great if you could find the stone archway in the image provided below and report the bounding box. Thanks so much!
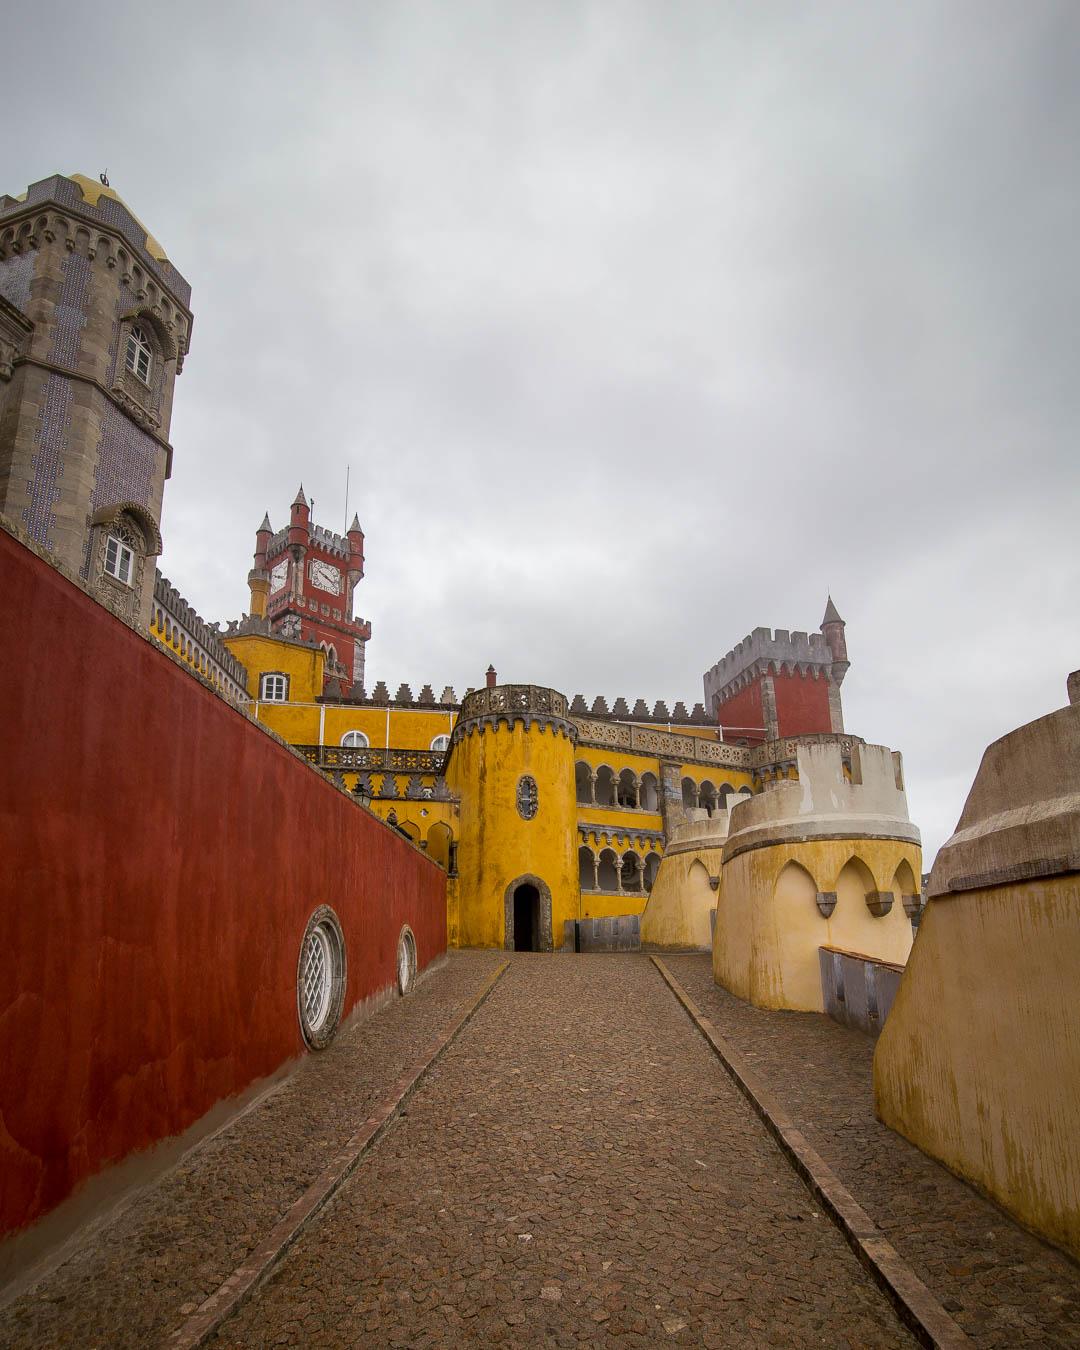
[503,874,554,952]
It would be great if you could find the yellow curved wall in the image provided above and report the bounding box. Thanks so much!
[713,838,919,1011]
[874,877,1080,1261]
[641,851,723,949]
[448,723,577,949]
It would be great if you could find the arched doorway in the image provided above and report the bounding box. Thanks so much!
[503,874,554,952]
[513,883,539,951]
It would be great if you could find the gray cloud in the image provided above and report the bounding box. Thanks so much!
[6,0,1078,861]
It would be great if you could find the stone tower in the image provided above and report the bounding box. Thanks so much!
[0,173,192,626]
[702,596,851,744]
[445,681,578,950]
[246,487,371,688]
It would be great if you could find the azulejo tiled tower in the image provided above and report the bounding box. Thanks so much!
[0,173,193,626]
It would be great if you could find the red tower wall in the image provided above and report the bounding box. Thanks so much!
[771,669,833,736]
[0,529,446,1241]
[716,680,766,743]
[716,668,834,743]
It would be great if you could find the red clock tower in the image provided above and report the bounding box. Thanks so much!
[247,486,371,688]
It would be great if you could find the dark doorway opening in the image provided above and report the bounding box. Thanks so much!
[513,883,540,951]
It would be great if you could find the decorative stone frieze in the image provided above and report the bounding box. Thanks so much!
[452,684,576,745]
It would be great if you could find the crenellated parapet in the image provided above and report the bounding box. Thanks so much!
[318,680,459,709]
[151,571,249,707]
[452,684,576,744]
[704,626,835,706]
[723,741,919,865]
[568,694,713,725]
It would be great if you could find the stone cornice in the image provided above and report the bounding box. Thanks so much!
[0,179,193,314]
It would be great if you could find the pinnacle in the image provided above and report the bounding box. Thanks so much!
[292,484,308,508]
[257,511,272,532]
[349,513,363,533]
[822,594,844,626]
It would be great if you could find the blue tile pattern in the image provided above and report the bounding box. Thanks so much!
[91,401,157,513]
[24,374,69,548]
[0,253,34,312]
[48,252,89,368]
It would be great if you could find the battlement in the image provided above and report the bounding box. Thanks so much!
[567,695,713,726]
[310,522,351,560]
[152,572,249,705]
[705,627,833,693]
[264,522,352,562]
[723,741,919,863]
[319,680,459,709]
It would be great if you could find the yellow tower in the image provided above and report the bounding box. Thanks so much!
[446,681,578,950]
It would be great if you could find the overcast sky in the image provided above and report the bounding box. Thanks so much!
[6,1,1078,863]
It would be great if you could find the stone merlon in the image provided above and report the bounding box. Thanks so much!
[722,741,920,864]
[704,627,834,705]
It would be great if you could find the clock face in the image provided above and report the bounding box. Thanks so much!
[269,558,289,592]
[310,559,342,595]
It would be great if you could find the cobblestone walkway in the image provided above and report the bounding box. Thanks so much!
[0,951,506,1349]
[667,954,1080,1347]
[210,954,909,1347]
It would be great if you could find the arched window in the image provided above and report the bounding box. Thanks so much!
[125,325,153,384]
[430,734,451,753]
[341,730,369,748]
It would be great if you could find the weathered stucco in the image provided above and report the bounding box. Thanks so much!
[875,699,1080,1260]
[640,812,728,950]
[712,742,919,1011]
[447,715,578,950]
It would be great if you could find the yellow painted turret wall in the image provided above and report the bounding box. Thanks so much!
[448,720,578,949]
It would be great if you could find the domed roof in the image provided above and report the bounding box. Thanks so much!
[68,174,170,263]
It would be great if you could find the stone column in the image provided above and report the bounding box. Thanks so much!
[633,776,641,809]
[589,771,597,804]
[635,854,646,893]
[591,853,599,891]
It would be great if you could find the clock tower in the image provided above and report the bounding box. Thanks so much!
[247,486,371,688]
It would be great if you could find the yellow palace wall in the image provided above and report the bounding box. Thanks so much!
[714,838,919,1011]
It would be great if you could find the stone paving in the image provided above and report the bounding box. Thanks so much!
[211,954,910,1348]
[0,951,506,1350]
[666,954,1080,1347]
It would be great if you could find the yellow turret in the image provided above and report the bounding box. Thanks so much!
[445,682,578,949]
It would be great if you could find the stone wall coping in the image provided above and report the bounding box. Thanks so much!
[928,701,1080,898]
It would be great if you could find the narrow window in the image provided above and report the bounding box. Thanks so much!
[104,534,134,585]
[125,325,153,384]
[341,730,369,748]
[260,673,288,702]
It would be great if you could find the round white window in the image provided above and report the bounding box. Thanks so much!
[397,925,417,996]
[341,730,369,748]
[297,907,347,1049]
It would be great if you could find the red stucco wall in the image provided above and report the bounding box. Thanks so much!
[716,669,833,742]
[772,669,833,736]
[716,680,765,743]
[0,530,446,1238]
